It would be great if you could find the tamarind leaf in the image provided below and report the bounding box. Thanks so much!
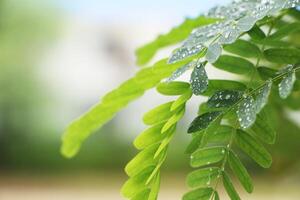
[228,150,253,193]
[188,111,222,133]
[267,22,300,40]
[161,108,185,133]
[236,129,272,168]
[185,133,203,154]
[247,24,266,40]
[203,80,247,96]
[134,122,166,150]
[156,81,190,96]
[166,61,196,83]
[255,80,272,113]
[187,167,220,188]
[171,90,193,111]
[251,110,276,144]
[278,65,296,99]
[131,189,151,200]
[125,143,160,177]
[143,102,174,126]
[222,171,241,200]
[148,173,161,200]
[213,55,255,75]
[257,67,277,80]
[121,166,155,198]
[224,39,261,58]
[190,146,226,168]
[207,90,243,109]
[190,61,209,95]
[206,43,223,63]
[237,95,257,129]
[183,188,214,200]
[264,48,300,64]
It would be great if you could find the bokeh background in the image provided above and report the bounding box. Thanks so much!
[0,0,300,199]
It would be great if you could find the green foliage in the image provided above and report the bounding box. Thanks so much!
[61,0,300,199]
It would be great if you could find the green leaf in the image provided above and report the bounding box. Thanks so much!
[255,80,272,114]
[188,111,222,133]
[257,67,277,80]
[131,189,151,200]
[166,61,196,83]
[278,65,296,99]
[125,143,160,177]
[135,16,217,66]
[206,43,223,63]
[134,122,167,150]
[247,24,266,40]
[222,171,241,200]
[213,192,220,200]
[190,61,209,95]
[187,167,220,188]
[228,151,253,193]
[207,90,242,108]
[61,57,190,158]
[156,81,190,96]
[161,107,185,133]
[251,110,276,144]
[267,22,300,40]
[148,173,161,200]
[206,125,234,143]
[203,80,247,96]
[264,48,300,64]
[143,102,174,125]
[237,95,257,129]
[121,166,154,198]
[171,90,193,111]
[185,133,203,154]
[213,55,255,75]
[154,127,175,158]
[191,146,226,168]
[183,188,214,200]
[224,39,261,58]
[235,129,272,168]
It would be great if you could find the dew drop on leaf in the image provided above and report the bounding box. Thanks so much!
[190,61,209,95]
[166,61,196,83]
[237,95,256,129]
[278,65,296,99]
[255,79,272,114]
[206,43,222,63]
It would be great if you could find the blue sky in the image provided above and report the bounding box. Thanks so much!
[57,0,230,21]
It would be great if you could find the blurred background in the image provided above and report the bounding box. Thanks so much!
[0,0,299,199]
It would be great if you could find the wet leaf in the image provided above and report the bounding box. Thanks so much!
[190,61,209,95]
[188,111,222,133]
[237,95,257,129]
[191,146,226,168]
